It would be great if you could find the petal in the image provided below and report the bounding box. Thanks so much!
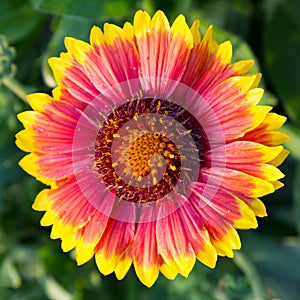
[243,112,289,146]
[255,112,287,131]
[134,11,193,97]
[210,226,241,258]
[75,210,112,265]
[181,25,218,86]
[88,23,140,100]
[156,195,217,278]
[27,93,58,112]
[189,186,249,257]
[156,196,196,278]
[190,183,258,229]
[187,73,270,140]
[19,153,54,186]
[15,129,35,152]
[132,221,159,287]
[216,41,232,66]
[95,203,135,276]
[174,199,217,268]
[47,178,96,228]
[114,251,133,280]
[49,54,99,107]
[200,167,275,197]
[231,60,254,75]
[269,148,290,167]
[244,130,290,146]
[238,196,267,217]
[207,141,285,180]
[207,141,284,164]
[271,180,284,190]
[32,189,53,211]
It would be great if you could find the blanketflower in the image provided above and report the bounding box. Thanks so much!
[16,10,289,287]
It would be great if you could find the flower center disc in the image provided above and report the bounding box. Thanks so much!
[94,98,207,204]
[128,132,179,178]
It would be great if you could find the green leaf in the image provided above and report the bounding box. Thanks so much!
[0,0,43,43]
[42,15,95,87]
[197,18,260,73]
[31,0,137,20]
[192,0,252,38]
[242,233,300,281]
[264,1,300,125]
[233,252,265,300]
[281,123,300,161]
[242,233,300,300]
[282,0,300,28]
[12,246,44,282]
[142,0,192,20]
[43,276,73,300]
[259,90,278,106]
[0,258,22,289]
[0,86,24,194]
[218,273,252,299]
[294,163,300,235]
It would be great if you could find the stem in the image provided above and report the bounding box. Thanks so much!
[2,77,28,103]
[233,252,265,300]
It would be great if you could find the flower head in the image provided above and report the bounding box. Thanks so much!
[16,10,289,287]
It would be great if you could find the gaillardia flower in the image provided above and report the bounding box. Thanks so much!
[16,10,289,287]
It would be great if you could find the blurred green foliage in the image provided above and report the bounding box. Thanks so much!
[0,0,300,299]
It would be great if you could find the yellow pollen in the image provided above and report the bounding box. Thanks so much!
[170,165,176,171]
[128,133,178,177]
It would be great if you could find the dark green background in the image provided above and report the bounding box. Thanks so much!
[1,0,300,299]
